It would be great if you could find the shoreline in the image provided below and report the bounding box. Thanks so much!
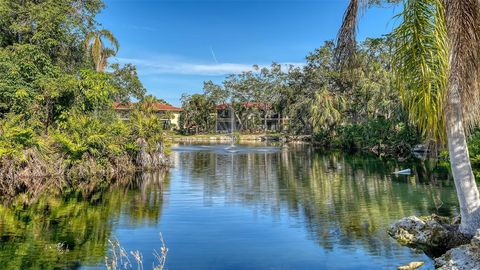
[0,140,170,202]
[169,133,313,143]
[168,133,415,159]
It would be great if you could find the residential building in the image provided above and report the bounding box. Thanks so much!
[216,102,284,133]
[113,102,183,130]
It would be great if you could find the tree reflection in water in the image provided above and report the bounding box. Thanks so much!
[175,144,458,258]
[0,145,460,269]
[0,170,168,269]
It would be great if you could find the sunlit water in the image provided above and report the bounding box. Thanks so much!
[0,144,459,269]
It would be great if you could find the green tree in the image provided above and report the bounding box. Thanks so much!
[310,87,343,134]
[0,0,162,199]
[110,63,146,102]
[221,64,287,132]
[336,0,480,235]
[128,96,166,152]
[179,94,215,134]
[84,29,119,72]
[0,0,103,69]
[203,80,228,105]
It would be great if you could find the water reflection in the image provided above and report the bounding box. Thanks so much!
[172,144,458,269]
[0,145,460,269]
[0,171,168,269]
[171,143,282,154]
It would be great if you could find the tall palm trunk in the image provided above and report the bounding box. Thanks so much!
[96,60,103,72]
[445,0,480,236]
[336,0,480,234]
[446,79,480,236]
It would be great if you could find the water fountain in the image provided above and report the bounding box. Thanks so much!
[226,105,236,151]
[231,105,235,146]
[172,103,282,154]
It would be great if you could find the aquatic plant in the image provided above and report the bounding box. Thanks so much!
[105,234,168,270]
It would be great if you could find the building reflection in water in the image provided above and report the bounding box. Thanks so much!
[173,144,458,257]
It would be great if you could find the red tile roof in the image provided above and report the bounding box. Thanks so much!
[113,102,183,112]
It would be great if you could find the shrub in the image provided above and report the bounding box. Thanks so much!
[127,104,166,153]
[54,112,130,164]
[468,129,480,168]
[334,118,420,157]
[0,114,43,159]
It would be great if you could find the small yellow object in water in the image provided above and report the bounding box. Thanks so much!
[397,261,425,270]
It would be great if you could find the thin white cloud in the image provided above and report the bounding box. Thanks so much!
[116,57,305,76]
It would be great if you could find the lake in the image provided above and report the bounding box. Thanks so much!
[0,143,459,269]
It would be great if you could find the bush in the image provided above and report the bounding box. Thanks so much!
[54,112,130,164]
[333,118,420,157]
[127,104,166,153]
[0,114,43,159]
[468,129,480,168]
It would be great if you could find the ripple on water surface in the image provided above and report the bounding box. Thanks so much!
[171,143,283,154]
[0,144,458,270]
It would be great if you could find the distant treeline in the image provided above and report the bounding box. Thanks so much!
[179,38,421,158]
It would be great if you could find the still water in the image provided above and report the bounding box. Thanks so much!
[0,144,459,269]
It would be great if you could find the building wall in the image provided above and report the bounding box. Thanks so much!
[115,109,182,130]
[215,108,284,132]
[171,112,181,129]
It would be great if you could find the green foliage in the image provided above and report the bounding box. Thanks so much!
[76,69,118,112]
[203,80,228,104]
[310,87,343,133]
[180,37,420,156]
[0,0,166,198]
[110,63,146,102]
[468,129,480,168]
[0,44,58,115]
[179,93,215,134]
[53,102,166,165]
[223,63,287,132]
[84,29,119,72]
[392,0,448,143]
[336,118,419,157]
[0,115,42,158]
[128,101,165,152]
[54,113,128,163]
[0,0,104,68]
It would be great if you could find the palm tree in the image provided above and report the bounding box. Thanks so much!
[441,0,480,236]
[84,29,119,72]
[334,0,363,68]
[310,87,343,134]
[335,0,480,236]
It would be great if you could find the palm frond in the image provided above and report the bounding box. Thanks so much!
[84,29,119,72]
[334,0,369,68]
[310,88,342,131]
[445,0,480,132]
[84,32,96,50]
[99,29,120,53]
[92,37,103,71]
[392,0,448,143]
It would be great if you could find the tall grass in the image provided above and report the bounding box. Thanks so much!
[105,233,168,270]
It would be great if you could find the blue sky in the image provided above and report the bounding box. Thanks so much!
[98,0,401,106]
